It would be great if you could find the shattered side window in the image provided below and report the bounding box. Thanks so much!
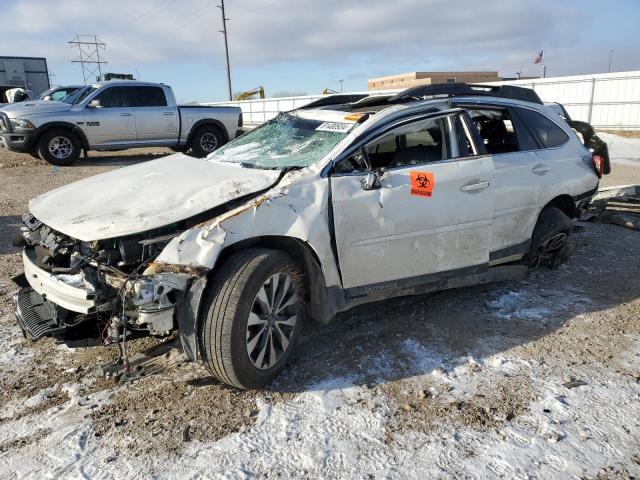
[208,113,352,169]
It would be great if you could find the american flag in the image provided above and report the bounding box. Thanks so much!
[535,50,544,64]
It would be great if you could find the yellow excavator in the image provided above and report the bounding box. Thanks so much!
[235,86,265,101]
[322,88,339,95]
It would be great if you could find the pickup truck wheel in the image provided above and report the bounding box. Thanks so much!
[199,248,305,389]
[37,128,81,166]
[190,125,223,158]
[525,207,574,269]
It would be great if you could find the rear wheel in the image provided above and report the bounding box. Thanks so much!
[525,206,574,269]
[189,125,224,158]
[199,248,305,389]
[36,128,81,166]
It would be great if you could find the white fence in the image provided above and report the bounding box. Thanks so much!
[205,71,640,130]
[488,71,640,130]
[202,90,399,128]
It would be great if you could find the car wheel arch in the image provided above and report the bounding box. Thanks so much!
[35,122,89,152]
[187,119,229,146]
[543,194,577,220]
[212,236,330,321]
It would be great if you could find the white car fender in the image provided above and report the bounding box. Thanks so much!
[154,170,342,289]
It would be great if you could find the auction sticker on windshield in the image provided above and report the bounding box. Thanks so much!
[315,122,353,133]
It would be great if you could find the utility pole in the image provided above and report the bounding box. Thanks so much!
[69,34,107,84]
[339,79,344,92]
[608,49,615,73]
[218,0,232,100]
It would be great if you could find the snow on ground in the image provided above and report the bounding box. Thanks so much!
[599,132,640,165]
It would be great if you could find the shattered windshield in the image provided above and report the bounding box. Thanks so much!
[208,113,353,169]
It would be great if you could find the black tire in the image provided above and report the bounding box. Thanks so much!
[199,248,305,389]
[36,128,81,166]
[525,206,574,269]
[189,125,224,158]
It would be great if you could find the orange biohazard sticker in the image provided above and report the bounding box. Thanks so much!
[410,171,434,197]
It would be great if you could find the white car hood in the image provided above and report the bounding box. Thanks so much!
[29,154,281,241]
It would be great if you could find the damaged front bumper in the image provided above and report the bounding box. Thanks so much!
[22,248,99,313]
[14,247,194,342]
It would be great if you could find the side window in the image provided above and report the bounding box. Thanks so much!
[51,91,68,101]
[515,108,569,148]
[92,86,134,108]
[333,117,449,174]
[466,108,537,154]
[133,86,168,107]
[366,117,447,169]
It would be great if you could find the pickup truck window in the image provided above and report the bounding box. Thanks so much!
[93,86,135,108]
[209,113,353,169]
[133,86,167,107]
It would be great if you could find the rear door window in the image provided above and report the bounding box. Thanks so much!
[515,108,569,148]
[465,108,537,154]
[133,86,167,107]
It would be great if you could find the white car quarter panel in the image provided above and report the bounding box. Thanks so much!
[489,150,542,253]
[331,157,494,289]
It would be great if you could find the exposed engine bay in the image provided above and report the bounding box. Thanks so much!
[12,212,192,353]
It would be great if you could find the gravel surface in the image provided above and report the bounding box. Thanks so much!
[0,141,639,478]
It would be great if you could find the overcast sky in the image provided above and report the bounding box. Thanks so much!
[2,0,640,102]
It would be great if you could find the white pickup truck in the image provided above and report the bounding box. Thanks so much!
[0,80,243,165]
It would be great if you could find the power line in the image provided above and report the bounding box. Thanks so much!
[166,2,216,33]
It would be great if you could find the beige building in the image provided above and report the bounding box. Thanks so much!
[367,71,501,91]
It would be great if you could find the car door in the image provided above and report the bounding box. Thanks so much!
[463,106,541,259]
[84,86,137,147]
[513,106,577,204]
[132,85,178,144]
[330,112,494,291]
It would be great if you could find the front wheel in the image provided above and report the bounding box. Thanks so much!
[199,248,305,389]
[36,128,81,166]
[189,125,224,158]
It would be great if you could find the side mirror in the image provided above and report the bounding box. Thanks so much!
[360,172,381,191]
[43,95,52,101]
[87,99,101,108]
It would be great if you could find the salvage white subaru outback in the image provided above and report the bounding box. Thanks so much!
[12,84,609,389]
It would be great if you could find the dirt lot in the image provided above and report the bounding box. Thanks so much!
[0,142,639,478]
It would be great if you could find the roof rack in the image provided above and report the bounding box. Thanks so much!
[300,93,370,109]
[388,83,543,105]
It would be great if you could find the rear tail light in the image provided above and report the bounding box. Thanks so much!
[592,154,604,178]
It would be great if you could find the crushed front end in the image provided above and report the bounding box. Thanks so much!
[12,213,194,350]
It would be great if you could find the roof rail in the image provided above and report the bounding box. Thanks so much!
[300,93,370,109]
[388,83,543,105]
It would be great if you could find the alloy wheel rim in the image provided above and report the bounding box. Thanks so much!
[48,136,73,159]
[246,272,298,370]
[532,232,567,267]
[200,132,218,152]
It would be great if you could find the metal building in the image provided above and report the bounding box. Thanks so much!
[0,56,50,95]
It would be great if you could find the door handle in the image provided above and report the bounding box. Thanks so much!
[460,181,490,192]
[119,113,133,117]
[163,112,174,116]
[532,163,551,175]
